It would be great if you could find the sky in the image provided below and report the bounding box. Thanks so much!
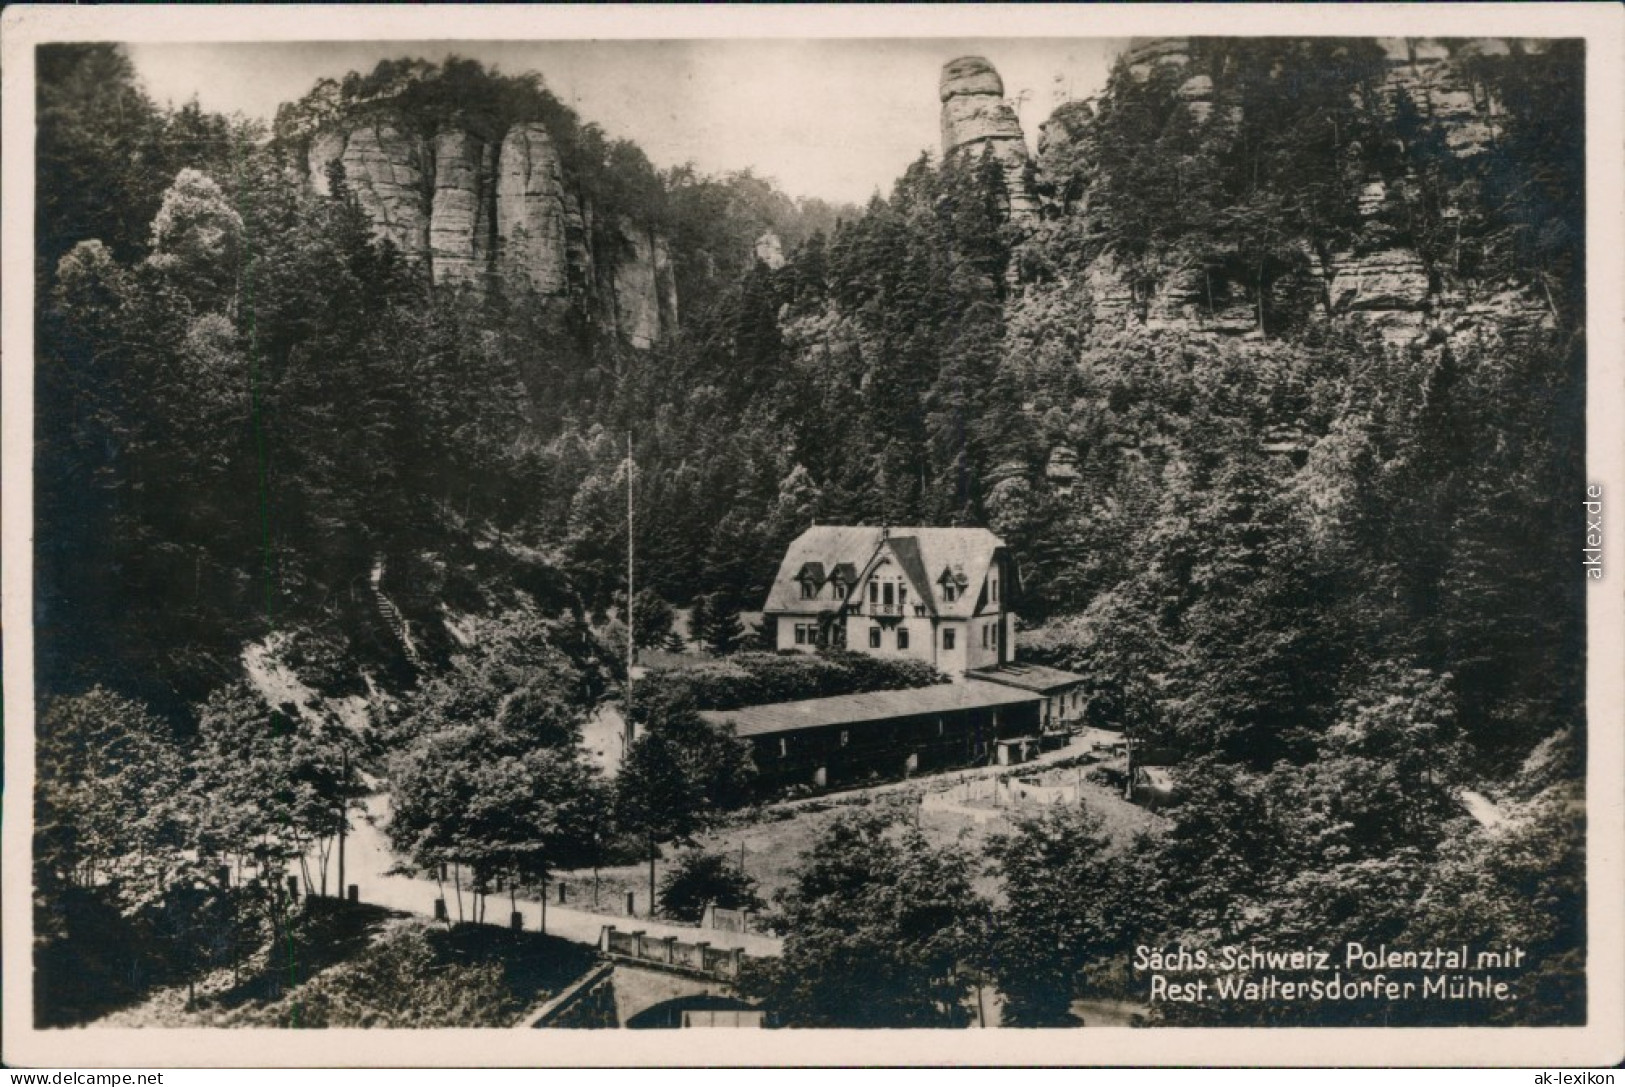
[123,39,1124,206]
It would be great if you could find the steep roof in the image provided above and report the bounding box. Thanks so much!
[700,679,1041,738]
[764,525,887,614]
[763,525,1008,619]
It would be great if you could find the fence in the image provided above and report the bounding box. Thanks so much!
[600,925,745,981]
[1008,780,1079,806]
[916,769,1085,816]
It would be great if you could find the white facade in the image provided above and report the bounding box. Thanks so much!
[763,526,1018,677]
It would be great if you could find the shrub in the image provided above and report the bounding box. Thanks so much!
[656,850,764,923]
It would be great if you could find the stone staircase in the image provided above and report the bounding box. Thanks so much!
[370,559,422,666]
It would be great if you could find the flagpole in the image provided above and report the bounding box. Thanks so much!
[626,431,635,754]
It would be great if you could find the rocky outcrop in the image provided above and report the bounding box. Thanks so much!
[1326,248,1431,342]
[495,122,571,295]
[611,222,678,350]
[1081,257,1137,327]
[1327,249,1430,313]
[302,115,674,345]
[1122,36,1518,158]
[430,129,495,288]
[1123,37,1193,80]
[1374,38,1524,158]
[939,57,1038,223]
[310,122,429,259]
[754,232,785,270]
[1035,38,1558,346]
[1176,74,1216,124]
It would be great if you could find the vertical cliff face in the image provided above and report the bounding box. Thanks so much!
[939,57,1038,224]
[429,129,495,289]
[610,222,678,350]
[302,114,675,345]
[493,122,571,295]
[310,122,430,259]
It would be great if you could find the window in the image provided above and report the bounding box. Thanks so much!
[898,585,908,606]
[869,582,879,604]
[801,580,817,600]
[897,628,910,650]
[840,730,850,747]
[943,628,956,651]
[779,738,789,758]
[795,624,807,645]
[982,624,989,649]
[833,582,847,600]
[991,577,999,604]
[943,583,958,603]
[869,626,882,648]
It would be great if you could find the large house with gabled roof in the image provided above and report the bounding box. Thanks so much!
[763,525,1019,676]
[698,524,1091,790]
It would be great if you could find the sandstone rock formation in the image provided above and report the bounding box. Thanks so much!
[310,122,429,259]
[1123,37,1193,81]
[495,123,571,296]
[754,232,786,270]
[1055,37,1555,346]
[939,56,1038,223]
[1327,248,1431,342]
[1374,38,1530,158]
[303,116,675,345]
[1176,74,1215,124]
[430,129,494,288]
[611,222,678,350]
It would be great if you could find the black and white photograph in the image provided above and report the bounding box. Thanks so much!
[3,3,1621,1070]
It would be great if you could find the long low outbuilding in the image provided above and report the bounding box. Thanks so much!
[699,679,1049,790]
[967,662,1088,731]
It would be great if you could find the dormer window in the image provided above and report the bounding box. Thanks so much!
[832,582,847,600]
[943,583,958,603]
[795,561,826,601]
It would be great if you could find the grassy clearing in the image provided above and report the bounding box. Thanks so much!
[568,762,1166,923]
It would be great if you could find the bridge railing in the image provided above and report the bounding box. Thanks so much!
[599,925,744,980]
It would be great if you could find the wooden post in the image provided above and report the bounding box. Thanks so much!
[336,747,347,904]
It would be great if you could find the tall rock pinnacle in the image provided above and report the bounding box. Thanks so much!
[939,56,1038,223]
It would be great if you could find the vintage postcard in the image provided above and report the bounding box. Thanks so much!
[3,2,1621,1069]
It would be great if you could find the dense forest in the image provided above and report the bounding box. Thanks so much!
[34,39,1586,1028]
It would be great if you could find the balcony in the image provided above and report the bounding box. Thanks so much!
[868,602,903,617]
